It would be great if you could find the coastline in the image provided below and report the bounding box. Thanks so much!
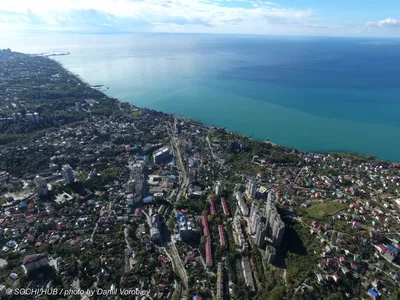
[171,114,386,162]
[145,109,389,164]
[47,56,395,164]
[4,33,400,162]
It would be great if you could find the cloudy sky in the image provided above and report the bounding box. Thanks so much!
[1,0,400,36]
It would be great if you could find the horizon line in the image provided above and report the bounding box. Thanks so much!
[3,29,400,40]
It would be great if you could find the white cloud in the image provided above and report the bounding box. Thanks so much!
[366,18,400,28]
[0,0,317,33]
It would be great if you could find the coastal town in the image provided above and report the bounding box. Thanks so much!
[0,48,400,300]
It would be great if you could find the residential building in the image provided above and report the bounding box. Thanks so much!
[216,262,224,300]
[202,215,210,237]
[265,195,285,248]
[221,197,230,216]
[272,217,285,247]
[383,246,398,262]
[25,113,35,122]
[208,197,217,216]
[33,112,40,122]
[235,191,249,216]
[249,202,259,233]
[61,164,75,184]
[178,213,193,241]
[246,178,257,199]
[255,222,267,249]
[215,181,224,196]
[218,225,227,248]
[22,255,49,275]
[34,175,48,196]
[241,257,255,292]
[153,146,171,164]
[368,288,380,300]
[150,227,160,242]
[205,237,212,267]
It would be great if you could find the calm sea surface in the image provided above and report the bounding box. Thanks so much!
[2,32,400,161]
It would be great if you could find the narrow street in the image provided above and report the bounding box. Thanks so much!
[142,207,153,227]
[90,223,98,243]
[161,246,188,299]
[168,119,188,201]
[206,134,218,164]
[123,227,136,272]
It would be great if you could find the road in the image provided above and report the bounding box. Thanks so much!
[293,167,305,185]
[195,249,216,276]
[161,245,188,299]
[123,227,132,251]
[206,135,219,165]
[168,119,188,201]
[90,223,98,243]
[123,227,136,272]
[142,207,153,227]
[170,240,188,287]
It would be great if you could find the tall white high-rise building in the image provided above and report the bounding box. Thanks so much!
[264,192,285,248]
[187,139,193,150]
[34,175,48,196]
[26,113,35,122]
[255,222,267,248]
[246,178,257,199]
[250,203,259,233]
[272,218,285,247]
[33,112,40,122]
[215,181,224,196]
[61,164,75,184]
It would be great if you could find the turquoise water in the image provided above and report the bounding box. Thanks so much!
[2,32,400,161]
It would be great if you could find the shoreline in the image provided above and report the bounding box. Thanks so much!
[47,56,396,164]
[168,115,390,163]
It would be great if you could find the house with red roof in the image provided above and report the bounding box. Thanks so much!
[352,221,362,229]
[201,215,210,237]
[374,244,386,254]
[208,197,217,217]
[26,215,36,224]
[218,225,227,248]
[221,197,230,216]
[205,237,212,267]
[0,218,7,227]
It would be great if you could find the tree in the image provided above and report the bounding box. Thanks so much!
[167,217,175,232]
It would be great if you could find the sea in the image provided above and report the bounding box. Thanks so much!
[2,31,400,162]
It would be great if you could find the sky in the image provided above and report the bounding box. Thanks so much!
[0,0,400,36]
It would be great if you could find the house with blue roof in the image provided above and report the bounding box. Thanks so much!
[368,288,379,299]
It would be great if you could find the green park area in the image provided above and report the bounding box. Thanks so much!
[306,201,347,221]
[132,109,141,116]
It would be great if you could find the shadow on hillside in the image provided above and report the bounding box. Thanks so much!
[281,226,307,257]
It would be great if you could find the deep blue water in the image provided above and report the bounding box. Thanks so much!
[2,32,400,161]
